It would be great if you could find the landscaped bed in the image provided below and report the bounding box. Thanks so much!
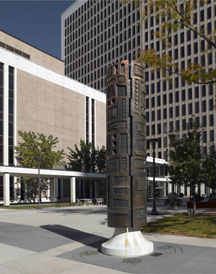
[141,213,216,239]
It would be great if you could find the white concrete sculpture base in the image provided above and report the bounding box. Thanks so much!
[101,227,154,257]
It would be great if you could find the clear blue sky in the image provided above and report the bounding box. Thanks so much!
[0,0,75,59]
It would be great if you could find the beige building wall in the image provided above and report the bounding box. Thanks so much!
[17,70,90,162]
[0,30,64,74]
[96,100,106,149]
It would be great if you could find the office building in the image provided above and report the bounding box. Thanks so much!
[0,29,106,204]
[61,0,216,167]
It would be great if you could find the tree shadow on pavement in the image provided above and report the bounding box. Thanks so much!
[41,224,107,248]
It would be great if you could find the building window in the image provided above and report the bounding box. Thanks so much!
[8,66,14,166]
[0,63,3,165]
[210,114,214,126]
[86,97,89,143]
[92,99,95,147]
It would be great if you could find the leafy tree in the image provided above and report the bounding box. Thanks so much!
[202,151,216,193]
[168,122,203,213]
[15,130,64,202]
[66,139,106,173]
[122,0,216,85]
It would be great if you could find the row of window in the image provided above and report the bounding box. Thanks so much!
[147,115,214,136]
[147,89,214,108]
[65,0,138,28]
[144,2,214,29]
[146,100,214,122]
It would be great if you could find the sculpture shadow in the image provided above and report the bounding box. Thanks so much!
[40,224,107,249]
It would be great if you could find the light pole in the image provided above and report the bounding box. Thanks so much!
[148,138,159,215]
[35,156,42,209]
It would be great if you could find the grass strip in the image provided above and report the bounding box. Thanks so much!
[141,213,216,239]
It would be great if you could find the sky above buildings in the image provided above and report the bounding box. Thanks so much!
[0,0,75,59]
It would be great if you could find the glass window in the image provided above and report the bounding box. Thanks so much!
[163,109,167,119]
[169,121,173,131]
[169,107,173,118]
[202,115,207,127]
[209,99,214,111]
[195,102,199,113]
[202,100,206,112]
[175,91,179,102]
[176,120,180,130]
[152,124,155,135]
[157,109,161,120]
[163,94,167,105]
[188,88,192,100]
[169,93,173,104]
[182,119,186,130]
[210,130,214,142]
[188,103,193,114]
[210,114,214,126]
[152,111,155,121]
[157,124,161,134]
[195,87,199,98]
[157,96,161,106]
[182,90,185,101]
[203,131,207,143]
[176,106,179,117]
[151,97,155,107]
[182,104,186,116]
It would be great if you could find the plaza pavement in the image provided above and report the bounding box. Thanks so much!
[0,201,215,274]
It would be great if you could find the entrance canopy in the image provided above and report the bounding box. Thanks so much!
[0,165,106,206]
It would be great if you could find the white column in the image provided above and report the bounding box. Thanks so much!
[47,178,50,201]
[55,178,59,199]
[70,177,76,203]
[50,178,56,202]
[3,65,8,166]
[3,173,10,206]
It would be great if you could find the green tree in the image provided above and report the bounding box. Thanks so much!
[66,139,106,173]
[15,130,64,202]
[122,0,216,85]
[168,122,203,213]
[202,151,216,193]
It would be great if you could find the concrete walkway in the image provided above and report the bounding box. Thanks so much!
[0,203,215,273]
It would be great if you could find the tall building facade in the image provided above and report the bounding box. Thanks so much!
[62,0,216,163]
[0,30,106,203]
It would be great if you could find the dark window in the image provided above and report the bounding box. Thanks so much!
[182,119,186,130]
[182,104,186,116]
[163,94,167,105]
[182,90,185,101]
[210,114,214,126]
[163,109,167,119]
[202,100,206,112]
[157,96,161,106]
[209,99,214,110]
[176,106,179,117]
[175,91,179,102]
[188,103,193,114]
[202,115,207,127]
[195,102,199,113]
[203,131,207,143]
[188,88,192,100]
[195,87,199,98]
[157,109,161,120]
[169,93,173,104]
[157,124,161,134]
[202,85,206,97]
[169,107,173,118]
[210,130,214,142]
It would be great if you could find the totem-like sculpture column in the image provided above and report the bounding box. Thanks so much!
[102,61,153,257]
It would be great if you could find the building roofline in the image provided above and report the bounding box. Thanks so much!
[0,29,63,63]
